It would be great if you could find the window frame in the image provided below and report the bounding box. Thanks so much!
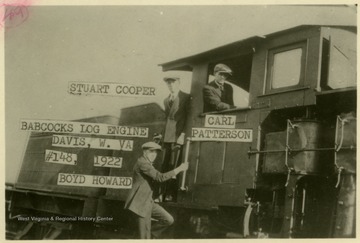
[265,41,308,94]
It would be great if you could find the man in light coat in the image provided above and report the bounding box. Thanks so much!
[161,76,191,201]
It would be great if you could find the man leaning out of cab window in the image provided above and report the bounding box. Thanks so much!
[203,63,236,112]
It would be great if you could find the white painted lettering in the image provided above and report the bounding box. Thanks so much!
[20,119,148,138]
[58,173,132,189]
[191,127,252,142]
[205,115,236,129]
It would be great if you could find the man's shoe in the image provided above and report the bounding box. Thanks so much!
[164,195,173,202]
[154,194,163,203]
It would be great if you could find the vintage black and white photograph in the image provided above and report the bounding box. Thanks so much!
[3,1,357,240]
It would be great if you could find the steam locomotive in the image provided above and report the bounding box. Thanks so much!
[6,25,356,239]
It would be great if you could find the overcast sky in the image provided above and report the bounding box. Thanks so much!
[4,4,357,183]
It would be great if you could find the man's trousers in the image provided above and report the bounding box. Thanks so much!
[161,143,183,200]
[137,202,174,239]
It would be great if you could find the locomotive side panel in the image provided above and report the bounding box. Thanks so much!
[178,109,258,207]
[16,133,114,197]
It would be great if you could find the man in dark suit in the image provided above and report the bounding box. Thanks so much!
[161,76,191,202]
[203,63,236,112]
[124,142,189,239]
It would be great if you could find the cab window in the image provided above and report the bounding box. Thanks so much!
[266,41,307,93]
[271,48,302,88]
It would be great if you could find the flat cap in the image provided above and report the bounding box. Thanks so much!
[214,64,232,75]
[163,76,180,82]
[142,141,162,150]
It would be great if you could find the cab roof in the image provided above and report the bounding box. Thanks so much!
[159,25,356,72]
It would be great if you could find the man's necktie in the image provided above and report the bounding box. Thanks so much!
[169,95,174,107]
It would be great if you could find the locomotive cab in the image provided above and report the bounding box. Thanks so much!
[160,25,356,238]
